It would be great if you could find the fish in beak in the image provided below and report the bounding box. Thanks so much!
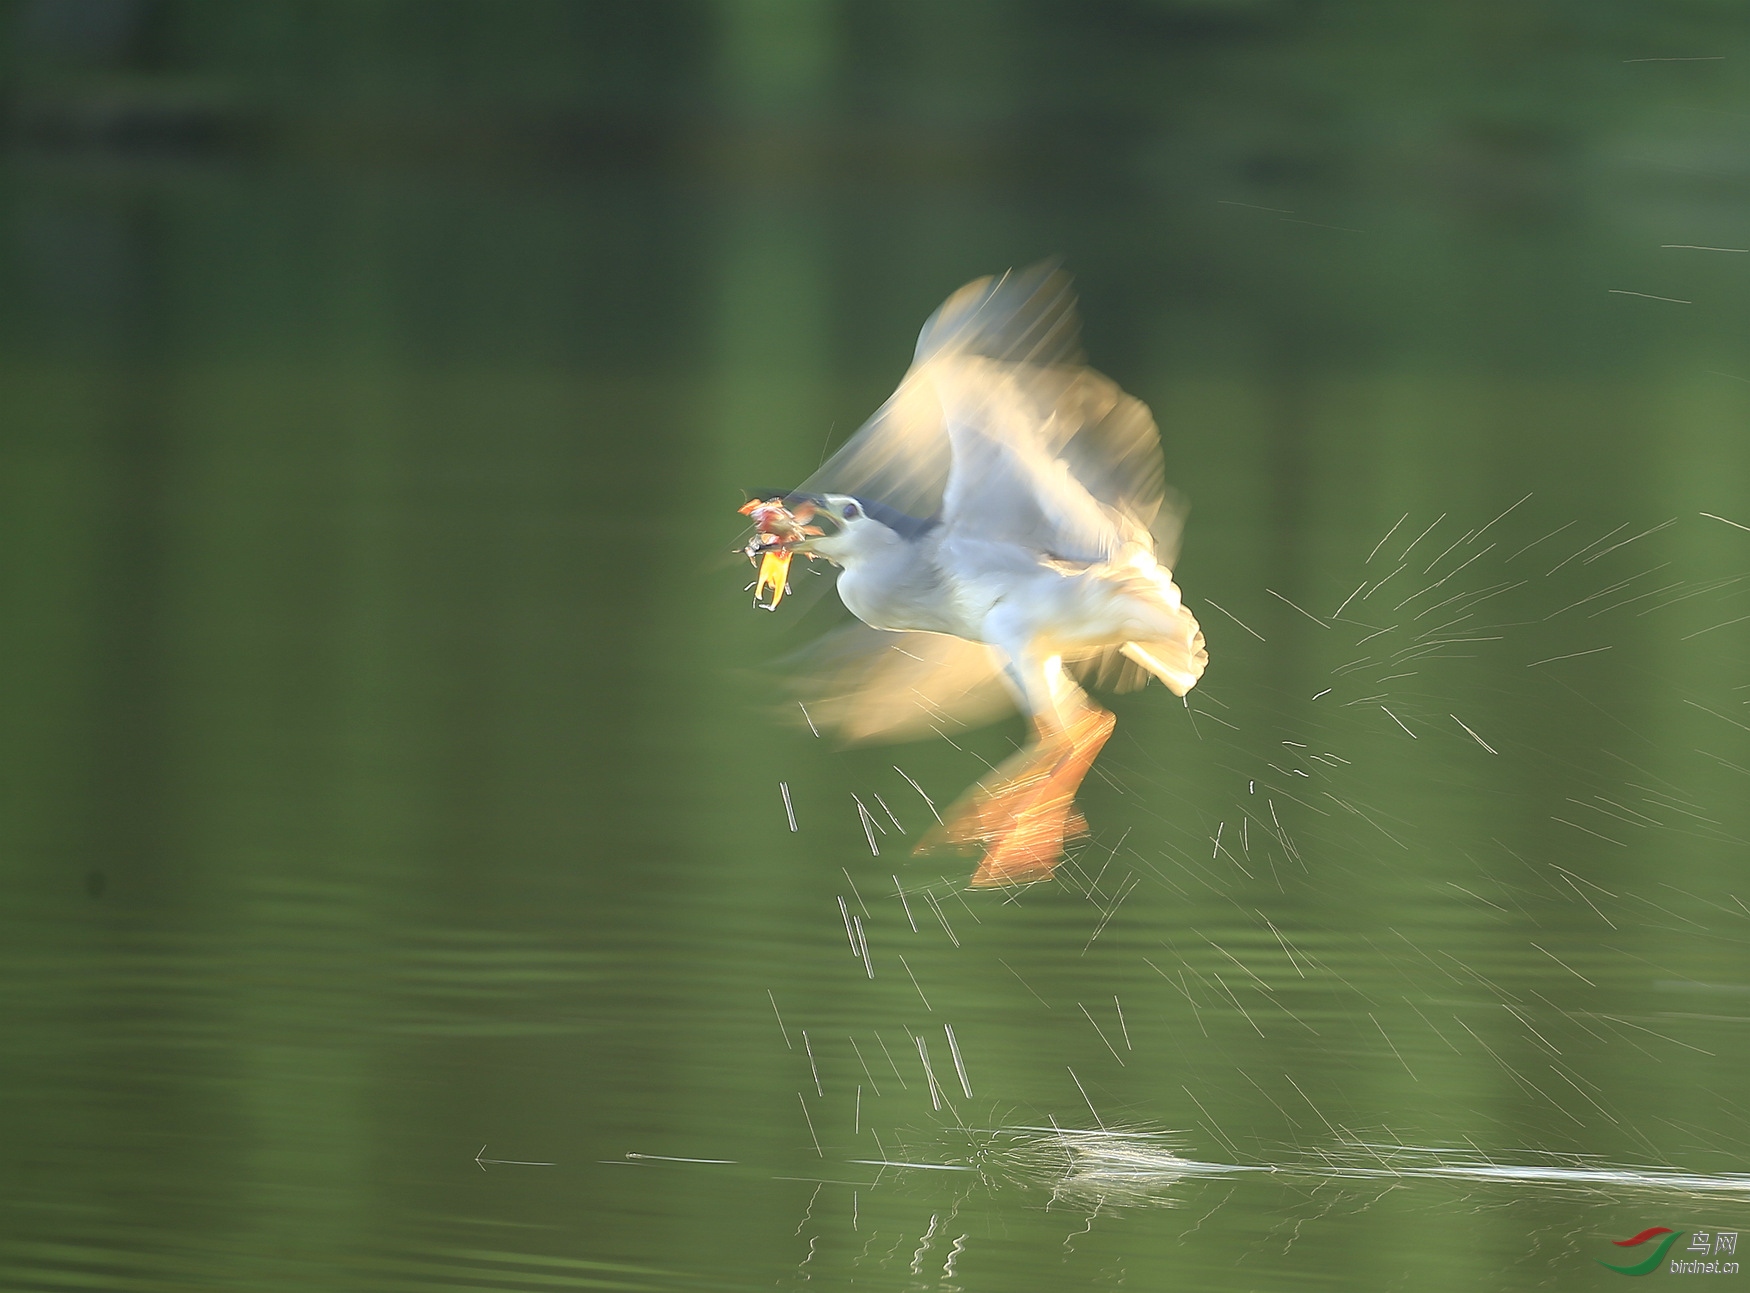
[738,496,824,610]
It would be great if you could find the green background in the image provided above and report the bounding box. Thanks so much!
[2,2,1750,1289]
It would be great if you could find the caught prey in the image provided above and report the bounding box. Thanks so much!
[739,264,1207,887]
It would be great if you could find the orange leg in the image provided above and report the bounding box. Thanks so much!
[918,703,1116,888]
[968,707,1114,887]
[925,731,1062,852]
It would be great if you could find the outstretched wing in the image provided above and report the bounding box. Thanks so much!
[936,359,1167,564]
[780,622,1013,745]
[801,262,1178,566]
[793,262,1086,523]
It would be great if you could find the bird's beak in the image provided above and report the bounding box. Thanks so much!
[776,496,843,555]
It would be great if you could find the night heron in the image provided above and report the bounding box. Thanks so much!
[758,264,1207,887]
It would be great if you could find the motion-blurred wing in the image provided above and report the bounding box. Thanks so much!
[924,275,1179,567]
[782,622,1013,745]
[793,263,1086,523]
[937,363,1152,564]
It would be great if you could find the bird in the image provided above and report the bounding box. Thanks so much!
[752,263,1207,887]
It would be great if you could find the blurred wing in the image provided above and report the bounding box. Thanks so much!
[791,373,951,521]
[937,364,1143,563]
[929,283,1179,567]
[793,263,1085,521]
[782,622,1013,745]
[1051,369,1184,568]
[913,262,1082,368]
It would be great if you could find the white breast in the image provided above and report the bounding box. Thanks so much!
[835,541,966,636]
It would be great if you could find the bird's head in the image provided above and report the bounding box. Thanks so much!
[782,492,906,567]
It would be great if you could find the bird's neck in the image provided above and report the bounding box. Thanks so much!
[836,538,948,634]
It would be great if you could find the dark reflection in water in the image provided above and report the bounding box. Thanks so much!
[3,4,1750,1290]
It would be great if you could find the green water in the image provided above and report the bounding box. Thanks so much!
[4,6,1750,1290]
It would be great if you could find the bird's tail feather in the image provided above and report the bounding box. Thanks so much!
[1064,645,1151,693]
[1120,628,1208,698]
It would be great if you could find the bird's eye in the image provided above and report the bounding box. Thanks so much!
[842,502,861,520]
